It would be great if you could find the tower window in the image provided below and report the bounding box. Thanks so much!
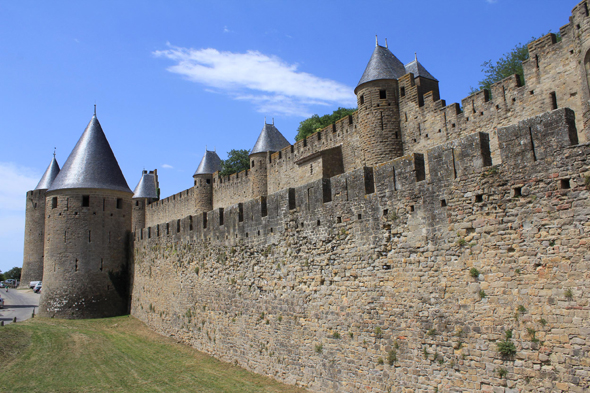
[52,197,57,209]
[379,90,387,99]
[82,195,90,207]
[206,178,210,184]
[116,198,123,209]
[251,160,255,167]
[400,87,406,97]
[360,95,365,105]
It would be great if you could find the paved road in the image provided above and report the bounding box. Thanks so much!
[0,288,40,325]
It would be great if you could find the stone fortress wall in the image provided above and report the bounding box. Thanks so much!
[131,108,590,392]
[128,2,590,391]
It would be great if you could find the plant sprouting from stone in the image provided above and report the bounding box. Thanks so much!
[387,350,397,365]
[497,367,508,378]
[564,288,573,300]
[497,329,516,358]
[374,326,383,338]
[469,268,480,278]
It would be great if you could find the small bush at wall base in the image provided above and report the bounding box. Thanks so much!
[377,357,384,365]
[314,344,323,354]
[469,267,480,278]
[330,331,341,339]
[517,305,527,314]
[497,367,508,378]
[564,288,573,300]
[427,328,437,336]
[479,290,486,299]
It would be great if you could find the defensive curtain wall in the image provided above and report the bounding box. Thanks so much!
[126,3,590,391]
[143,3,590,228]
[131,107,590,392]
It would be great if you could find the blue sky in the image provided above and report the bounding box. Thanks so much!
[0,0,580,273]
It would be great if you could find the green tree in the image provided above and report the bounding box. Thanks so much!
[469,33,560,95]
[295,107,357,141]
[469,40,533,95]
[220,149,250,177]
[4,267,22,281]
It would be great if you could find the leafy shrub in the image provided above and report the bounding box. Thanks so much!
[469,268,480,278]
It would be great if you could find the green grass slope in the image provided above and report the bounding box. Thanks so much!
[0,316,307,393]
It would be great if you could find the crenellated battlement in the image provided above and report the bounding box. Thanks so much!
[135,108,581,248]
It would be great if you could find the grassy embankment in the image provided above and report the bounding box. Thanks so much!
[0,315,306,393]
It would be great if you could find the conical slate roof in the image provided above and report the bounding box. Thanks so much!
[133,171,159,199]
[405,55,438,81]
[194,150,222,176]
[357,45,407,87]
[250,122,290,155]
[48,115,132,193]
[35,156,60,190]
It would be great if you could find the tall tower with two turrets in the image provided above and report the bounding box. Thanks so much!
[355,38,438,166]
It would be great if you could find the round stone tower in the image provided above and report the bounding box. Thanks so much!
[39,113,133,319]
[249,120,290,199]
[193,150,222,214]
[19,156,60,288]
[355,40,404,166]
[132,169,159,237]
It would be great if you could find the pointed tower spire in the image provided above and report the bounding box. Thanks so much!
[356,41,406,88]
[375,35,378,47]
[35,155,61,190]
[194,150,222,176]
[404,53,438,81]
[250,121,290,155]
[133,170,159,199]
[94,104,96,116]
[48,115,132,193]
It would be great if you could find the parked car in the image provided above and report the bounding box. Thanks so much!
[0,282,4,288]
[33,282,42,293]
[0,297,4,308]
[29,281,41,289]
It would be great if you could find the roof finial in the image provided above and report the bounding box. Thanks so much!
[53,147,56,158]
[375,35,378,47]
[206,144,208,151]
[264,116,267,124]
[272,118,274,125]
[94,103,96,116]
[415,52,417,62]
[385,38,388,48]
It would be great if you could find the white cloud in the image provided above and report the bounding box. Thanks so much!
[0,163,40,211]
[161,164,174,169]
[153,45,356,116]
[486,0,498,3]
[223,26,231,33]
[0,162,40,271]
